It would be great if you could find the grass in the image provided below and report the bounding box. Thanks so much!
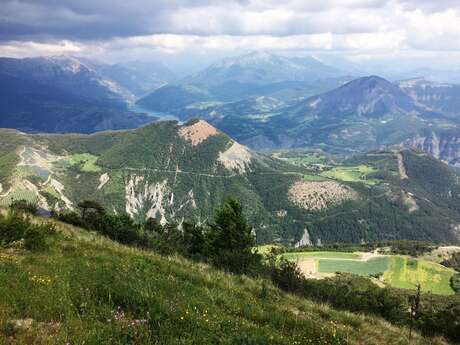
[318,257,390,277]
[68,153,101,172]
[384,256,456,295]
[303,174,327,181]
[0,219,444,345]
[283,251,360,260]
[255,244,282,254]
[320,165,378,185]
[287,153,327,166]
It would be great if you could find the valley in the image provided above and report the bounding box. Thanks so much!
[3,1,460,344]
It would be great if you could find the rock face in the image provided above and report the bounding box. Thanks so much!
[398,77,460,116]
[404,130,460,166]
[218,142,252,174]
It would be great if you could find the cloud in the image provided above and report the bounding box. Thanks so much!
[1,0,460,72]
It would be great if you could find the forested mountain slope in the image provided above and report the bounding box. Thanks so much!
[0,120,459,244]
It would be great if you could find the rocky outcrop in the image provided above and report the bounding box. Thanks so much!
[404,130,460,166]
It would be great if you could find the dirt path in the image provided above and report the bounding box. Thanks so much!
[397,153,408,180]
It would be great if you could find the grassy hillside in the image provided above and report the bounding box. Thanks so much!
[0,217,447,345]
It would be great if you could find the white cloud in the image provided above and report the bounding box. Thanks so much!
[2,0,460,71]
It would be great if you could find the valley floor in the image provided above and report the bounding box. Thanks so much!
[283,251,456,295]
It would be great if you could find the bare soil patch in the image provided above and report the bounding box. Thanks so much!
[179,120,219,146]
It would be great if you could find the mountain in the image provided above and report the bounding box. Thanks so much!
[398,77,460,117]
[96,60,176,97]
[0,56,154,133]
[194,76,452,152]
[396,68,460,84]
[137,84,212,113]
[136,52,350,114]
[1,120,459,245]
[403,128,460,166]
[186,52,345,86]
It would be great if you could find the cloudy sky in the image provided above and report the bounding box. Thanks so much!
[1,0,460,73]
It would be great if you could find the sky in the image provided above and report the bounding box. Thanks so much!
[1,0,460,74]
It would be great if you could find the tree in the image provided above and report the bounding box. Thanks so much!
[182,221,207,259]
[207,197,260,274]
[77,200,106,219]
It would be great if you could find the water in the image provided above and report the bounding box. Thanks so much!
[128,104,180,123]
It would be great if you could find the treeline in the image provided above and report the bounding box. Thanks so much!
[54,198,261,275]
[274,240,436,258]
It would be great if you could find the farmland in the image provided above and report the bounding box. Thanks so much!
[319,165,378,185]
[281,251,456,295]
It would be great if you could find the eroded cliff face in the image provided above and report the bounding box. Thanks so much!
[404,131,460,166]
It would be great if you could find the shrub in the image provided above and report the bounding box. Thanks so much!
[270,258,305,293]
[24,223,56,251]
[9,199,38,215]
[0,211,55,251]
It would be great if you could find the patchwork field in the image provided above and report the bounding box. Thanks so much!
[384,257,455,295]
[281,251,456,295]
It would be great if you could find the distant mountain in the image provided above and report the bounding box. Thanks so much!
[186,51,345,86]
[396,68,460,85]
[1,120,459,244]
[96,61,176,97]
[194,76,450,152]
[398,77,460,118]
[137,84,212,113]
[0,56,154,133]
[295,76,426,119]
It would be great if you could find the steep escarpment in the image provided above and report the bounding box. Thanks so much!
[404,129,460,166]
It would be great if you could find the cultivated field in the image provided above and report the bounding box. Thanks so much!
[282,251,456,295]
[320,165,378,185]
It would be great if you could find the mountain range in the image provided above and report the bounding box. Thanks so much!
[0,56,170,133]
[1,119,460,245]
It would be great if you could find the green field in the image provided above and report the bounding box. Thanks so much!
[68,153,101,172]
[287,153,327,166]
[319,257,390,276]
[303,173,327,181]
[384,257,455,295]
[320,165,378,185]
[283,251,360,260]
[283,251,456,295]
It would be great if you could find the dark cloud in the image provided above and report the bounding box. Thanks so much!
[0,0,247,41]
[0,0,393,41]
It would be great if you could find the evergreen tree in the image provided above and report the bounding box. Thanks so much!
[208,197,259,274]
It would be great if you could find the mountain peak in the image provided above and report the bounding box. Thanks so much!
[302,75,419,118]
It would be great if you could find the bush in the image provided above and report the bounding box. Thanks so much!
[9,199,38,215]
[270,258,305,293]
[24,223,56,251]
[450,273,460,293]
[0,211,55,251]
